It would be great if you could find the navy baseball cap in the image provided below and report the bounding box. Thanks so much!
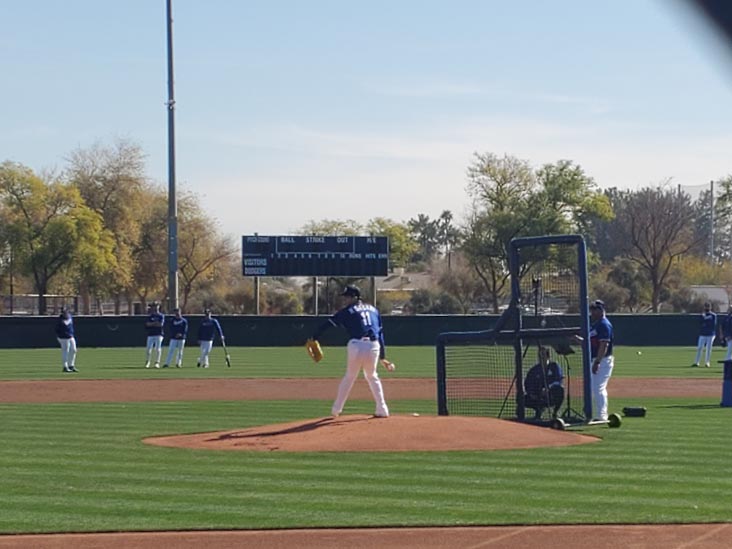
[589,300,605,311]
[341,285,361,298]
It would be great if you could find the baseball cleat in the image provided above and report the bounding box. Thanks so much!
[175,364,181,368]
[154,363,160,368]
[145,363,150,368]
[196,362,201,368]
[162,364,169,368]
[70,367,78,372]
[62,368,72,373]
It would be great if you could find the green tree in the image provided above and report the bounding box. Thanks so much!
[461,154,611,312]
[129,186,168,308]
[407,213,440,264]
[299,219,363,236]
[0,162,113,313]
[66,138,148,313]
[365,217,418,269]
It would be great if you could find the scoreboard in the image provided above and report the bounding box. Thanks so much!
[242,235,389,276]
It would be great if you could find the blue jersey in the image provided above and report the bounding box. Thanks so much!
[314,301,386,359]
[168,317,188,340]
[699,311,717,336]
[145,312,165,337]
[198,317,223,342]
[720,313,732,339]
[590,316,613,358]
[55,313,74,339]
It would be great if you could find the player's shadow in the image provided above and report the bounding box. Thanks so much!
[211,416,371,441]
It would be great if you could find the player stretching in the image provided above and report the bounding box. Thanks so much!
[692,302,716,368]
[197,309,224,368]
[163,308,188,368]
[144,302,165,368]
[311,285,394,418]
[55,307,78,373]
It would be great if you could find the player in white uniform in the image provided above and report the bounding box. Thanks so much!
[692,302,716,368]
[589,300,614,421]
[197,309,224,368]
[163,308,187,368]
[144,302,165,368]
[55,307,78,373]
[312,285,394,418]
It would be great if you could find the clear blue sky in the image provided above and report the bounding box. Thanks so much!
[2,1,732,236]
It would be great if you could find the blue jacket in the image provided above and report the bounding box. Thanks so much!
[55,313,74,339]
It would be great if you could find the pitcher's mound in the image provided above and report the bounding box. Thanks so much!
[144,414,599,452]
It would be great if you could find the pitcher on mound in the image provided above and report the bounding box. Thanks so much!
[312,285,394,418]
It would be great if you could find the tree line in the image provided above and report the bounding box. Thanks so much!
[1,141,730,315]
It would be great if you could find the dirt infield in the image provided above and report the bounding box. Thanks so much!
[144,413,599,452]
[0,376,720,403]
[0,376,726,548]
[1,524,730,548]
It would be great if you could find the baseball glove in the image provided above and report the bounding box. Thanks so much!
[305,338,324,363]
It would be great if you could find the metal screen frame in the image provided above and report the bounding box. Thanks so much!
[436,234,592,422]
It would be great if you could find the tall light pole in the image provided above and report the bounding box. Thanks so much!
[166,0,179,310]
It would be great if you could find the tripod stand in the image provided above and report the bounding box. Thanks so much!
[555,345,584,423]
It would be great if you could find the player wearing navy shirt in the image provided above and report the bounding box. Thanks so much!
[719,306,732,361]
[197,309,224,368]
[144,302,165,368]
[523,346,564,419]
[163,308,188,368]
[589,300,614,421]
[55,307,78,373]
[692,302,716,368]
[312,285,393,418]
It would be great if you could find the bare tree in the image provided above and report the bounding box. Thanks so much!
[613,185,701,312]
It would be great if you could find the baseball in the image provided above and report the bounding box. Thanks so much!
[412,413,420,417]
[637,351,642,355]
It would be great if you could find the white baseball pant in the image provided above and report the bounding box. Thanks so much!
[695,335,715,366]
[146,335,164,365]
[198,340,214,367]
[57,337,77,370]
[331,338,389,417]
[165,338,186,366]
[591,355,614,421]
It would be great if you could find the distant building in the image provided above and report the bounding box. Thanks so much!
[689,285,730,310]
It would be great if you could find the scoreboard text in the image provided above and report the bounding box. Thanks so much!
[242,235,389,276]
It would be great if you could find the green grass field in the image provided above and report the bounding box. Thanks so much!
[0,344,726,380]
[1,345,731,533]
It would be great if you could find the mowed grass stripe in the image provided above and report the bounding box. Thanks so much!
[2,397,732,531]
[0,345,728,380]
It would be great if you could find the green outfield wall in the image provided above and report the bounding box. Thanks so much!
[0,313,704,348]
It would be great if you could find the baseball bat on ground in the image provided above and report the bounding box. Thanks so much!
[222,340,231,367]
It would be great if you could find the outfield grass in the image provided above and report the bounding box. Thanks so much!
[1,396,731,533]
[1,346,731,533]
[0,345,726,380]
